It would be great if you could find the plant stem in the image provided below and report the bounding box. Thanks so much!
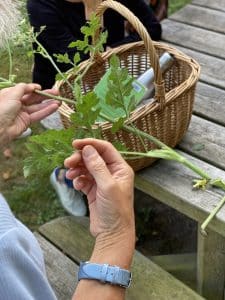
[34,36,73,90]
[181,158,211,181]
[119,150,154,158]
[130,123,148,152]
[99,111,211,179]
[122,123,166,148]
[34,89,75,105]
[123,125,211,179]
[6,40,13,79]
[76,61,93,83]
[200,196,225,236]
[0,77,10,82]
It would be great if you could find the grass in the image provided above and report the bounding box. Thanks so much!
[0,0,191,231]
[169,0,191,15]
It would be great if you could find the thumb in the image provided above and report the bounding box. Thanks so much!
[82,145,112,187]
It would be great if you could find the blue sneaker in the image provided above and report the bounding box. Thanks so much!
[50,168,87,216]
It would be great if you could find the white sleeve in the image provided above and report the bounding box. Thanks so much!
[0,194,57,300]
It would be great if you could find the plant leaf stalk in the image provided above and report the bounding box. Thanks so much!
[6,40,13,79]
[200,196,225,236]
[33,34,73,90]
[34,89,75,104]
[100,112,211,180]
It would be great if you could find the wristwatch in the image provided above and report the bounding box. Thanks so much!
[78,261,132,288]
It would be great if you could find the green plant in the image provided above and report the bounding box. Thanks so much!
[1,14,225,235]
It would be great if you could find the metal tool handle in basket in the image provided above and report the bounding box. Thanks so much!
[95,0,166,108]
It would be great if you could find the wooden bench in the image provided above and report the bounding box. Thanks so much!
[37,216,203,300]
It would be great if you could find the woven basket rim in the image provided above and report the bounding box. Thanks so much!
[57,41,200,129]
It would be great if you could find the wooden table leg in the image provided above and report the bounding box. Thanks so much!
[197,224,225,300]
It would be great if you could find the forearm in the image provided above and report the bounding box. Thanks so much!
[72,230,135,300]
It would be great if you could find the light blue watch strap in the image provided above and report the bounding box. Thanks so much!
[78,261,132,288]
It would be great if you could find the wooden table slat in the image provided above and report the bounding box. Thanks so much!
[194,82,225,127]
[192,0,225,11]
[170,4,225,34]
[162,19,225,60]
[179,115,225,171]
[163,42,225,90]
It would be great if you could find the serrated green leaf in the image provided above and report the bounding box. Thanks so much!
[94,31,108,53]
[70,92,102,132]
[68,41,77,48]
[68,15,106,57]
[81,15,101,37]
[94,54,145,123]
[73,52,81,65]
[71,39,88,52]
[55,72,67,81]
[211,178,225,190]
[111,117,126,133]
[24,128,76,177]
[27,50,33,58]
[112,142,128,152]
[110,55,120,68]
[54,53,71,64]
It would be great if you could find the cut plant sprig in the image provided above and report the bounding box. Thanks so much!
[11,13,224,237]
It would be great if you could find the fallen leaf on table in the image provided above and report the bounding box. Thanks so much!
[192,143,205,152]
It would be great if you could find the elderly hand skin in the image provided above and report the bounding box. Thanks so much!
[65,139,135,269]
[66,0,102,20]
[0,83,59,145]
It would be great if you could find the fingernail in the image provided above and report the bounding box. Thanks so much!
[83,145,96,157]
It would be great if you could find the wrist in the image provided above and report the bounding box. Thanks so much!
[90,228,135,270]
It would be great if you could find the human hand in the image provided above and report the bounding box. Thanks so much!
[82,0,102,20]
[64,139,135,239]
[0,83,59,143]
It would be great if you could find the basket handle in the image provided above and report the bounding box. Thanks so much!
[95,0,166,108]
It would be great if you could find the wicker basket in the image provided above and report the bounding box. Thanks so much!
[58,0,200,171]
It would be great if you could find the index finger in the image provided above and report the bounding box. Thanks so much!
[0,83,41,102]
[21,88,59,105]
[72,138,127,167]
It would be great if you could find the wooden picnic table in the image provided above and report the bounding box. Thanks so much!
[135,1,225,299]
[37,1,225,299]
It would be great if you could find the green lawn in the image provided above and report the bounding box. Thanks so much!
[0,0,191,231]
[169,0,191,15]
